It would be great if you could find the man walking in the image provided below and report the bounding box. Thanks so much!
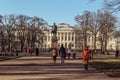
[59,44,66,64]
[36,48,39,56]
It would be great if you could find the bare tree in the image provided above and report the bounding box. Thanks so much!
[115,30,120,38]
[0,15,5,50]
[75,9,116,52]
[0,13,47,54]
[28,16,47,49]
[75,11,91,49]
[98,11,116,52]
[90,0,120,12]
[86,10,101,50]
[15,15,30,51]
[105,0,120,12]
[0,15,16,51]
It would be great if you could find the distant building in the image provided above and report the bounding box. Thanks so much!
[42,23,87,50]
[2,23,115,51]
[42,23,116,50]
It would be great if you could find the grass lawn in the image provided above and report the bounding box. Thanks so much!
[89,58,120,77]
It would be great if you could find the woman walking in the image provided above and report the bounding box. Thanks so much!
[82,46,90,70]
[67,47,71,59]
[51,48,57,63]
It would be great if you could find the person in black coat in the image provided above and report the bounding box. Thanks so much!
[115,49,119,58]
[59,44,66,64]
[36,48,39,56]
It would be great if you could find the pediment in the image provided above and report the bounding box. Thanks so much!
[57,24,74,31]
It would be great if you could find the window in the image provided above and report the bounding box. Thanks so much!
[45,45,46,48]
[72,44,74,47]
[61,36,63,41]
[48,36,50,41]
[57,36,60,41]
[65,36,67,41]
[44,36,47,41]
[58,43,60,47]
[65,43,67,48]
[68,36,70,41]
[72,33,74,36]
[72,36,74,41]
[65,33,67,41]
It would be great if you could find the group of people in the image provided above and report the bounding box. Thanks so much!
[51,44,90,70]
[51,44,66,64]
[51,44,77,64]
[24,47,39,56]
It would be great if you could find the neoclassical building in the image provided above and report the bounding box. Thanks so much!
[0,23,116,52]
[42,23,87,50]
[42,23,116,50]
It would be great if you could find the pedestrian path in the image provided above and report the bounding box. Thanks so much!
[0,56,119,80]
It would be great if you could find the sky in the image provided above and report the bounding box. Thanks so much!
[0,0,104,26]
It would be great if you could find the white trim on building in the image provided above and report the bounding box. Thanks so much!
[42,23,116,50]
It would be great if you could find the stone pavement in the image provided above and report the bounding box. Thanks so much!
[0,56,119,80]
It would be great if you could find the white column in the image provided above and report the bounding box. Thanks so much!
[47,33,49,48]
[74,32,76,49]
[67,32,68,42]
[66,32,68,48]
[70,33,72,42]
[60,32,62,42]
[74,32,76,42]
[50,31,52,47]
[63,32,65,41]
[62,32,64,41]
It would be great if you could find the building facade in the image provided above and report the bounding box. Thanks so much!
[42,23,116,50]
[0,23,116,52]
[42,23,87,50]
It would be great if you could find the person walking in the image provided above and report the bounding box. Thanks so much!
[51,48,57,63]
[115,49,119,58]
[82,46,90,70]
[16,48,18,56]
[72,50,76,59]
[67,47,71,59]
[0,47,2,54]
[36,48,39,56]
[59,44,66,64]
[27,47,30,56]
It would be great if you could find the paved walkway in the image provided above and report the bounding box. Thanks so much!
[0,56,119,80]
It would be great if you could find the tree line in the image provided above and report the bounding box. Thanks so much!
[0,14,47,52]
[74,10,117,51]
[0,11,117,53]
[74,0,120,51]
[0,0,120,53]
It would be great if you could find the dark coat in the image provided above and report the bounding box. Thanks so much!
[59,46,65,57]
[36,48,39,56]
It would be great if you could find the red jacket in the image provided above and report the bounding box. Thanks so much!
[82,49,89,59]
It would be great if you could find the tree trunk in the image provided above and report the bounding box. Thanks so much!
[104,38,108,52]
[94,34,97,50]
[83,30,87,48]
